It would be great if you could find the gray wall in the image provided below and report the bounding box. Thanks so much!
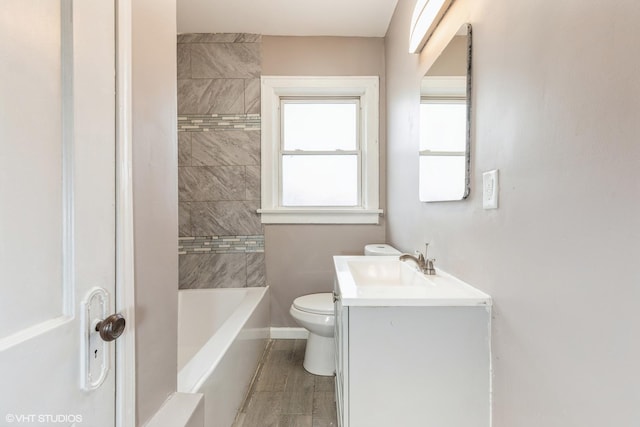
[177,34,266,289]
[262,36,387,326]
[386,0,640,425]
[131,0,178,424]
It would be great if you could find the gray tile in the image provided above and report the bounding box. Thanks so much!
[254,362,288,392]
[246,166,261,200]
[247,252,266,287]
[284,365,314,398]
[245,79,261,114]
[237,340,338,427]
[312,392,337,421]
[268,341,295,367]
[192,130,260,166]
[314,376,335,392]
[279,415,312,427]
[178,79,244,114]
[177,43,191,79]
[312,418,338,427]
[281,391,313,415]
[191,201,262,236]
[271,339,296,353]
[256,353,287,391]
[255,340,294,392]
[231,413,245,427]
[241,341,272,412]
[178,166,245,201]
[191,43,261,78]
[178,202,192,237]
[235,34,262,43]
[178,132,191,166]
[178,33,240,43]
[292,340,307,367]
[243,392,282,427]
[179,253,246,289]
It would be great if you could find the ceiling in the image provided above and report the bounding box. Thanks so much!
[177,0,399,37]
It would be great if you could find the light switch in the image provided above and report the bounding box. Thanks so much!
[482,170,499,209]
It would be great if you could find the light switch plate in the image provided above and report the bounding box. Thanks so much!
[482,170,499,209]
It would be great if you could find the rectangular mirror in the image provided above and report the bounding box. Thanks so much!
[419,24,471,202]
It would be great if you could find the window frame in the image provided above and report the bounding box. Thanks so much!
[279,97,362,207]
[259,76,381,224]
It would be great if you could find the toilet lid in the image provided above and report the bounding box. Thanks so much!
[293,293,334,315]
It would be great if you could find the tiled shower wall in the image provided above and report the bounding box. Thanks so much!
[177,33,265,289]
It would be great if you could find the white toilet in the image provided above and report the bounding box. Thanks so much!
[290,243,401,376]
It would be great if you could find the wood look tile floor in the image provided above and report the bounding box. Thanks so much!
[233,340,338,427]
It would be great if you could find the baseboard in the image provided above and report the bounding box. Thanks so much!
[270,327,308,339]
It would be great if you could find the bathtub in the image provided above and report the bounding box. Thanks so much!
[177,287,270,427]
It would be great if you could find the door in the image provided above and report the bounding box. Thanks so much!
[0,1,117,426]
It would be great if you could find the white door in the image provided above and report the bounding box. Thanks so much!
[0,1,117,426]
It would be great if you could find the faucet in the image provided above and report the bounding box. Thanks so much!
[399,243,436,275]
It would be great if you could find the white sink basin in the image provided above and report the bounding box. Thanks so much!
[346,258,431,287]
[334,256,492,307]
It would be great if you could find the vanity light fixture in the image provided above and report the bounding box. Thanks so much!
[409,0,454,53]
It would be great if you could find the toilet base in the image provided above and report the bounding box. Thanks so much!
[303,333,335,376]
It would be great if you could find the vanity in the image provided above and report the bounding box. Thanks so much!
[333,256,491,427]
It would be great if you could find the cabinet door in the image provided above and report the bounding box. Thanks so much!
[348,306,490,427]
[333,283,348,427]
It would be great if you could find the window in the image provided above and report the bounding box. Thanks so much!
[260,76,381,224]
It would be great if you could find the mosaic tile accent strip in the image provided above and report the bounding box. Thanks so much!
[177,33,261,44]
[179,235,264,255]
[178,113,261,132]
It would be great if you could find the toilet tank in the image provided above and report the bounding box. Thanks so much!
[364,244,401,256]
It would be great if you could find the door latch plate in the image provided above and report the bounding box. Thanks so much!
[80,288,109,391]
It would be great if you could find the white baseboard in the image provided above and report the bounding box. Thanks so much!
[270,327,308,339]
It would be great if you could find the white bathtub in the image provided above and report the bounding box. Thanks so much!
[177,287,270,427]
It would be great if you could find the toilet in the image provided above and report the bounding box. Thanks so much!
[290,243,401,376]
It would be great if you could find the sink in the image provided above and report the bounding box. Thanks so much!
[334,256,491,307]
[346,258,431,287]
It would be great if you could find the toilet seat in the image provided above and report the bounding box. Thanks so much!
[292,293,334,316]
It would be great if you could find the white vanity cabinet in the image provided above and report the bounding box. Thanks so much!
[333,256,492,427]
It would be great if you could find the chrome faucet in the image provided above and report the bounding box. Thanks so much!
[399,243,436,275]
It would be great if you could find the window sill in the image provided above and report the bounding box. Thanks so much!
[257,208,383,225]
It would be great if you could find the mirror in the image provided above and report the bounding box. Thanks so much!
[419,24,471,202]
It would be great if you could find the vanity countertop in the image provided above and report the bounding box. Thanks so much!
[333,256,492,307]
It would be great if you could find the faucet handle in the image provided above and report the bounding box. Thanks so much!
[425,258,436,275]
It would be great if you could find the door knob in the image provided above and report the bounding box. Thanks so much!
[95,313,126,342]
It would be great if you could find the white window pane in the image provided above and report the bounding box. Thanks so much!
[282,155,358,206]
[419,156,466,201]
[283,102,357,151]
[419,102,466,151]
